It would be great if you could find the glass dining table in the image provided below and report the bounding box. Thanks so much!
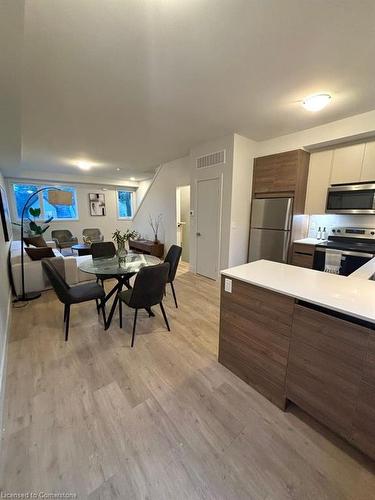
[79,253,160,329]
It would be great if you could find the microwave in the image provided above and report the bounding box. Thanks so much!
[326,183,375,214]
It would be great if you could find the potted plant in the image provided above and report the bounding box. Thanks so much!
[13,207,53,236]
[112,229,139,264]
[149,214,162,243]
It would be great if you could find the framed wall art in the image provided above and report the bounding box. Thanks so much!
[89,193,106,216]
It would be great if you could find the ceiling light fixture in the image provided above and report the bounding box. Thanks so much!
[116,168,120,171]
[75,160,93,171]
[302,93,331,112]
[130,177,136,181]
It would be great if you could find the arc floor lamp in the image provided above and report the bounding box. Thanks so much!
[18,187,72,302]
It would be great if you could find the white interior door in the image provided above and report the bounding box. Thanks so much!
[196,177,220,279]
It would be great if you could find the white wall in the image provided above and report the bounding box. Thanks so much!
[0,171,12,430]
[136,178,153,209]
[189,135,234,274]
[132,156,190,254]
[0,1,23,173]
[228,134,257,267]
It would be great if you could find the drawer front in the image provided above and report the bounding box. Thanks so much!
[291,243,315,269]
[286,305,370,439]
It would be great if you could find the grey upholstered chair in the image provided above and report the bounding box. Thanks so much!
[118,262,170,347]
[91,241,118,286]
[164,245,182,308]
[41,259,106,341]
[82,228,104,243]
[51,229,78,250]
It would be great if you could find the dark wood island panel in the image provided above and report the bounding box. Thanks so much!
[218,276,375,460]
[351,332,375,458]
[219,277,294,409]
[286,304,369,441]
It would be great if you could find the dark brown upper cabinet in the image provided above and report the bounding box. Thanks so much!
[253,149,310,214]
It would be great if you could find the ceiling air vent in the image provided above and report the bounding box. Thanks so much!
[196,150,226,169]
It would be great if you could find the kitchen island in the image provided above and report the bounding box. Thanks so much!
[219,259,375,460]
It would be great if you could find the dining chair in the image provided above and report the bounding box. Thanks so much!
[91,241,116,259]
[118,262,170,347]
[164,245,182,308]
[91,241,117,287]
[41,259,106,341]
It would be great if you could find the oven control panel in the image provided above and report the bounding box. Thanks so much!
[330,227,375,239]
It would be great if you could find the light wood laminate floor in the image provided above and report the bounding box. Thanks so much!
[1,264,374,499]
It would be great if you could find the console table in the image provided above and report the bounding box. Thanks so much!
[129,239,164,258]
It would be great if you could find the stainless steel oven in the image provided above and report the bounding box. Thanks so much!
[326,183,375,214]
[313,227,375,276]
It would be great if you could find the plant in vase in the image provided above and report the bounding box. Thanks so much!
[112,229,139,264]
[148,214,162,243]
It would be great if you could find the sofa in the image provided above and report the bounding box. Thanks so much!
[10,240,94,296]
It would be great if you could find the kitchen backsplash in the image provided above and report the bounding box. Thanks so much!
[308,214,375,238]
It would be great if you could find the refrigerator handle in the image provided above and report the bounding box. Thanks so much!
[282,232,291,263]
[285,198,293,230]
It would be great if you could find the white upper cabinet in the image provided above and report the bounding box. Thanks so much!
[330,144,365,185]
[305,150,333,215]
[360,142,375,182]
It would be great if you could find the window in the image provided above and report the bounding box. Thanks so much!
[12,183,79,220]
[13,184,40,218]
[117,190,134,219]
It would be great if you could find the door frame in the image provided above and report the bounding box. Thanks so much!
[195,174,223,280]
[176,184,190,252]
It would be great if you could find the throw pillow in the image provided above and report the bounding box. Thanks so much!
[25,247,55,261]
[24,235,48,247]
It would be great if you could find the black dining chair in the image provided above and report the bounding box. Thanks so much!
[164,245,182,308]
[41,259,106,341]
[91,241,117,287]
[91,241,116,259]
[118,262,170,347]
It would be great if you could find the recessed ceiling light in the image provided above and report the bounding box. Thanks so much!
[130,177,136,181]
[75,160,93,170]
[302,93,331,112]
[116,168,120,171]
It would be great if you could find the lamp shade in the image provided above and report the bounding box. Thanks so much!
[47,190,73,206]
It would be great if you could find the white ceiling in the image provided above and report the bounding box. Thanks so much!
[2,0,375,179]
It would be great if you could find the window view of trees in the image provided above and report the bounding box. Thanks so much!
[117,191,133,218]
[12,184,78,220]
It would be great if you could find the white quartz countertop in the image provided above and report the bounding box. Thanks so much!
[221,259,375,324]
[293,238,326,245]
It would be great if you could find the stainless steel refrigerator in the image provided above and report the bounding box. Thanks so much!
[248,197,293,263]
